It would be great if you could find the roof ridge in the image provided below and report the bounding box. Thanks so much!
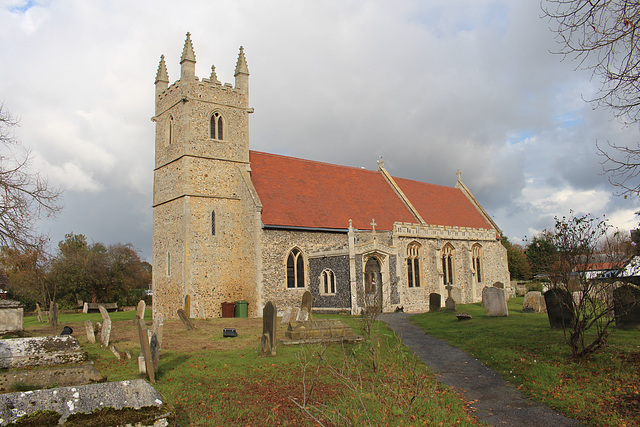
[250,150,379,173]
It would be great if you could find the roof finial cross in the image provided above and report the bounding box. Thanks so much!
[370,219,377,233]
[377,156,384,169]
[456,169,462,181]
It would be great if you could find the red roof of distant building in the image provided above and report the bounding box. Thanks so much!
[249,151,496,232]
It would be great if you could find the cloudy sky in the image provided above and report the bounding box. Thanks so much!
[1,0,639,261]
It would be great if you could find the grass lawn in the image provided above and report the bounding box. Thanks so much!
[410,297,640,427]
[14,310,482,426]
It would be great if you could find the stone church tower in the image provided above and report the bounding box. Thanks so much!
[152,33,260,318]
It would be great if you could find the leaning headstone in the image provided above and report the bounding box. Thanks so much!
[445,284,456,312]
[613,283,640,330]
[429,293,441,312]
[49,301,58,327]
[35,302,44,323]
[109,344,121,360]
[100,317,112,347]
[152,313,164,348]
[136,300,146,319]
[150,334,160,372]
[483,287,508,316]
[184,294,191,317]
[84,319,95,344]
[82,302,89,313]
[544,288,575,329]
[296,307,310,322]
[522,291,546,313]
[291,307,300,322]
[177,308,195,330]
[136,318,155,384]
[281,307,292,324]
[98,305,110,320]
[301,290,313,314]
[261,301,277,356]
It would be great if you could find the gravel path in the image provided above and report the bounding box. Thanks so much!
[378,312,583,426]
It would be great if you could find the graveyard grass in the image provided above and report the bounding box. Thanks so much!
[410,297,640,427]
[20,311,481,426]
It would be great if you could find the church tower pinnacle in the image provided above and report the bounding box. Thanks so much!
[180,32,197,81]
[234,46,249,99]
[155,54,169,100]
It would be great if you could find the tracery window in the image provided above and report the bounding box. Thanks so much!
[472,244,483,283]
[210,112,223,140]
[406,242,421,288]
[320,269,336,294]
[286,248,305,288]
[441,243,455,285]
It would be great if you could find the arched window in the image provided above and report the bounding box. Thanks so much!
[210,112,223,140]
[168,115,174,145]
[167,252,171,277]
[211,210,216,235]
[320,269,336,294]
[442,243,455,286]
[286,248,305,288]
[406,242,421,288]
[472,244,483,283]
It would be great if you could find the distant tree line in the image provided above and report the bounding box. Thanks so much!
[0,233,151,310]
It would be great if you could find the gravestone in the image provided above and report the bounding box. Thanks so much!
[136,300,146,319]
[291,307,300,322]
[483,287,508,316]
[60,326,73,335]
[84,320,95,344]
[544,288,575,329]
[493,281,505,289]
[522,291,546,313]
[613,283,640,330]
[35,302,43,323]
[296,308,310,321]
[445,284,456,312]
[0,336,87,368]
[261,301,277,356]
[301,290,313,315]
[150,313,163,372]
[109,344,121,360]
[429,293,441,312]
[281,307,292,324]
[136,318,155,384]
[49,301,58,328]
[82,302,89,313]
[0,300,23,333]
[177,308,195,330]
[99,306,112,347]
[184,294,191,317]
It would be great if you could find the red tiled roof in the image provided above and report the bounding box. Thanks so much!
[249,151,495,232]
[393,176,494,230]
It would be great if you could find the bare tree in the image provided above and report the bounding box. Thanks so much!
[0,105,61,249]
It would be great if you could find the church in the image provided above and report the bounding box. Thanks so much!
[151,34,510,319]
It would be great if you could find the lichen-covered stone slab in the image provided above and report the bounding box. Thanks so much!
[0,379,168,426]
[0,363,103,392]
[285,319,355,340]
[0,336,86,369]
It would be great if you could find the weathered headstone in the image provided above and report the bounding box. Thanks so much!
[522,291,546,313]
[445,284,456,312]
[177,308,195,330]
[152,313,164,348]
[35,302,43,323]
[544,288,575,329]
[136,318,155,384]
[84,319,95,344]
[0,300,23,333]
[100,318,112,347]
[150,313,163,372]
[429,293,441,312]
[98,305,110,320]
[291,307,300,322]
[613,283,640,330]
[109,344,121,360]
[493,281,505,289]
[137,299,146,319]
[49,301,59,328]
[184,294,191,317]
[261,301,277,356]
[483,287,508,316]
[301,290,313,316]
[82,302,89,313]
[281,307,292,324]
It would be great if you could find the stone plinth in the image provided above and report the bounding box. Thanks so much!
[0,300,23,334]
[0,336,87,369]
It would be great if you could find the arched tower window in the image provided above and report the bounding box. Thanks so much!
[320,269,336,294]
[168,115,174,145]
[406,242,421,288]
[286,248,305,288]
[442,243,455,286]
[211,210,216,235]
[472,244,483,283]
[210,112,224,140]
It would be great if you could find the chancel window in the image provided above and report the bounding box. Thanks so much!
[407,242,421,288]
[210,112,223,140]
[286,248,305,288]
[442,244,455,285]
[472,244,483,283]
[320,269,336,294]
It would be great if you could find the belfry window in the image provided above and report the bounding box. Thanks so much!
[442,244,455,285]
[406,242,421,288]
[168,115,174,145]
[210,112,223,140]
[472,244,483,283]
[320,269,336,294]
[286,248,305,288]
